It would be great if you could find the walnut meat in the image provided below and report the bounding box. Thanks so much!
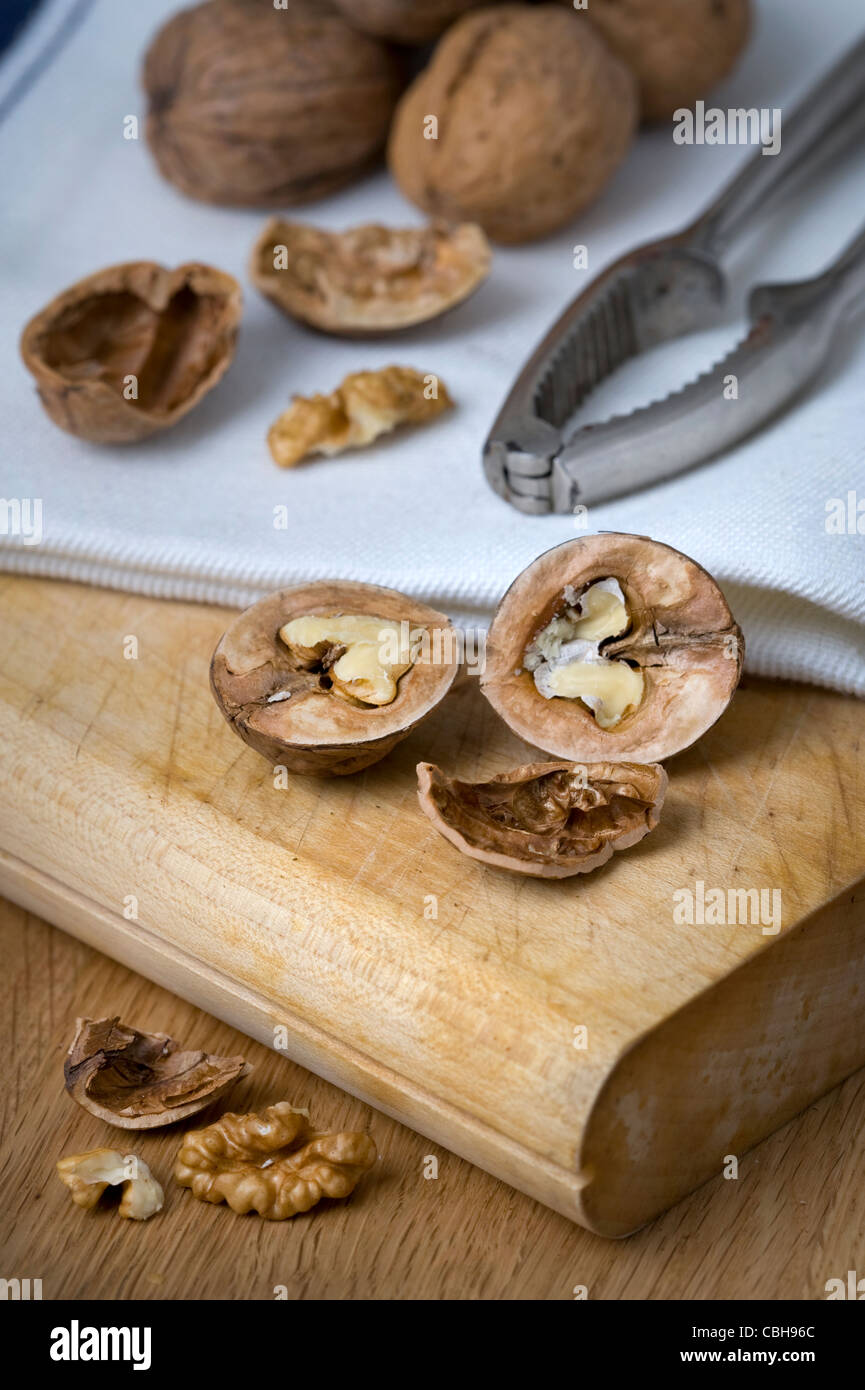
[332,0,498,44]
[57,1149,164,1221]
[174,1102,377,1219]
[481,534,744,764]
[572,0,752,121]
[64,1016,250,1129]
[268,366,452,467]
[387,4,637,244]
[20,261,241,443]
[418,760,667,877]
[210,580,461,775]
[250,220,490,336]
[143,0,403,207]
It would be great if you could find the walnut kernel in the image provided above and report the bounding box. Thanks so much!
[267,366,452,467]
[174,1102,377,1220]
[56,1149,164,1221]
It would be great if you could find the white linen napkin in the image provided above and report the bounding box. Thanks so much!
[2,0,864,694]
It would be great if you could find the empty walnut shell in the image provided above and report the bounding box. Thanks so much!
[418,760,667,878]
[174,1102,377,1220]
[143,0,403,208]
[210,580,461,776]
[20,261,242,443]
[387,4,637,244]
[481,534,744,764]
[64,1016,250,1129]
[572,0,752,122]
[250,220,491,336]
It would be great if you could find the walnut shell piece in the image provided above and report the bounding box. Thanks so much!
[267,366,452,467]
[418,759,667,877]
[143,0,403,208]
[56,1149,164,1220]
[250,220,490,336]
[481,534,744,765]
[331,0,498,44]
[174,1102,377,1220]
[64,1016,250,1129]
[210,580,461,775]
[387,4,638,245]
[20,261,242,443]
[575,0,752,122]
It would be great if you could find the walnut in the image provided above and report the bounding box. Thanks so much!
[174,1102,377,1219]
[143,0,403,207]
[525,578,644,730]
[56,1149,164,1220]
[64,1016,250,1129]
[279,615,414,706]
[332,0,498,44]
[387,4,637,244]
[250,220,490,336]
[573,0,753,122]
[19,261,242,444]
[267,366,452,467]
[481,534,744,764]
[417,760,667,877]
[210,580,461,775]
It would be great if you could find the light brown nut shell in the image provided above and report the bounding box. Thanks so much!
[481,534,744,764]
[418,759,667,878]
[571,0,752,122]
[63,1016,250,1129]
[250,220,491,336]
[332,0,499,44]
[174,1101,377,1220]
[210,580,461,776]
[143,0,403,208]
[20,261,242,443]
[387,4,637,244]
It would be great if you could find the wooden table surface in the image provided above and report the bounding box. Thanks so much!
[2,888,864,1300]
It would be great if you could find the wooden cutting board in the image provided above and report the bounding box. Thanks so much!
[1,574,863,1236]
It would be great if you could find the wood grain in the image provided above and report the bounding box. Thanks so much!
[0,575,863,1235]
[1,895,864,1301]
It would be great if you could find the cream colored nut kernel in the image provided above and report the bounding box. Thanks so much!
[267,365,452,467]
[280,614,414,706]
[528,579,643,729]
[545,660,644,730]
[56,1148,164,1220]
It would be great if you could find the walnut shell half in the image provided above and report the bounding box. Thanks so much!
[174,1102,377,1220]
[64,1016,250,1129]
[210,581,461,776]
[143,0,403,207]
[481,534,744,764]
[20,261,242,443]
[418,760,667,877]
[250,220,490,336]
[387,4,637,244]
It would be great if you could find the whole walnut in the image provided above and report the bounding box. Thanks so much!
[387,5,637,245]
[575,0,752,121]
[143,0,404,207]
[331,0,498,44]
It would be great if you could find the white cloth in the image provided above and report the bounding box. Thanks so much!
[2,0,863,693]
